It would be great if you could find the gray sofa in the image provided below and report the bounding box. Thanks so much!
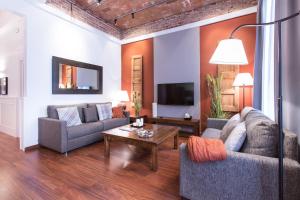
[180,110,300,200]
[38,103,129,153]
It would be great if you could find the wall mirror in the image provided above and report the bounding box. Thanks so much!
[52,56,103,94]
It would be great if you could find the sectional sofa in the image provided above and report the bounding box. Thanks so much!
[180,109,300,200]
[38,103,130,153]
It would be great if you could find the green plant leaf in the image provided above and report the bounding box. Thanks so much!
[206,73,227,119]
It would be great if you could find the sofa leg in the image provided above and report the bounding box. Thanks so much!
[65,152,68,157]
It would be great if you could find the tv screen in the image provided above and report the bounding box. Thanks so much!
[157,83,194,106]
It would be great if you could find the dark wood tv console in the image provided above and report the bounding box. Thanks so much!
[146,116,201,136]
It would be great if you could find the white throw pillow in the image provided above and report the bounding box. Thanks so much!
[230,113,241,121]
[96,103,112,120]
[220,113,241,141]
[56,107,82,127]
[225,121,247,151]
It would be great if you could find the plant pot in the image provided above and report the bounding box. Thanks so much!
[207,117,229,130]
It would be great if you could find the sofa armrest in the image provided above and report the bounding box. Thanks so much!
[123,111,130,124]
[38,117,68,153]
[207,118,228,129]
[180,143,300,200]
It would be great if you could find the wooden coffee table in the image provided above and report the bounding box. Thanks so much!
[103,123,179,171]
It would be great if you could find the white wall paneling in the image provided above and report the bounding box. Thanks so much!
[0,97,18,137]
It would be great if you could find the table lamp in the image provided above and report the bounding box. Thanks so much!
[114,90,129,110]
[232,73,253,109]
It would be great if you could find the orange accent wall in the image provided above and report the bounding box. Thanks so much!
[200,13,256,130]
[121,39,154,116]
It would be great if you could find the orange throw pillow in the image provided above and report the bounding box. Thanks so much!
[112,106,125,118]
[187,136,227,163]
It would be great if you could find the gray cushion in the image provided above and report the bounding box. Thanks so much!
[102,118,128,130]
[87,102,111,109]
[67,132,104,152]
[202,128,221,139]
[220,114,240,142]
[284,130,298,161]
[67,121,104,139]
[241,106,255,121]
[241,110,279,157]
[47,104,87,122]
[83,107,98,123]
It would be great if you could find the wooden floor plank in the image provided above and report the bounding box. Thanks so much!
[0,133,187,200]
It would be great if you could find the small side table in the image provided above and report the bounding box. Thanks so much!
[129,115,147,123]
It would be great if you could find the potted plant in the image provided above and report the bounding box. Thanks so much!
[206,74,228,129]
[132,91,142,117]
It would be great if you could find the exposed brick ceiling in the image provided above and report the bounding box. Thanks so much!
[46,0,257,39]
[75,0,224,29]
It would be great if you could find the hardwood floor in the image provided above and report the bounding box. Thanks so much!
[0,133,187,200]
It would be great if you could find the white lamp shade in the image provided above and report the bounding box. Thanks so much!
[233,73,254,87]
[209,39,249,65]
[114,90,129,102]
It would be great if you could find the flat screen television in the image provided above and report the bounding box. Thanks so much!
[157,82,194,106]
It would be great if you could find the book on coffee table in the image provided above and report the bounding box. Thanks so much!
[119,126,136,132]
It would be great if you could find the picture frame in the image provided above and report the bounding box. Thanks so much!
[0,77,8,95]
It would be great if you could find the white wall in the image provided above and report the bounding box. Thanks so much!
[0,11,24,137]
[0,13,24,97]
[0,0,122,149]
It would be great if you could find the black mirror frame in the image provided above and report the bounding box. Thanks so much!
[52,56,103,95]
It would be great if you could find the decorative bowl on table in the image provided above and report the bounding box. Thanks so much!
[136,129,154,138]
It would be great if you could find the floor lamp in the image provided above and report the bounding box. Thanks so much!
[209,10,300,200]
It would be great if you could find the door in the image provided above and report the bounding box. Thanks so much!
[218,65,239,112]
[131,55,143,106]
